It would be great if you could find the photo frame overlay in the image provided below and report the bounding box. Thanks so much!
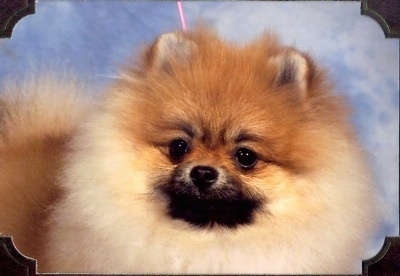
[1,235,400,275]
[0,0,399,275]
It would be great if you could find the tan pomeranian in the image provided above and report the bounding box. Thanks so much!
[0,27,377,274]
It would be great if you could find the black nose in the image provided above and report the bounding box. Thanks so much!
[190,166,219,190]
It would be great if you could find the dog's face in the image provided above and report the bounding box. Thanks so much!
[155,126,265,228]
[111,29,348,229]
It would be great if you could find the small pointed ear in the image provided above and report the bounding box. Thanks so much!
[272,50,315,101]
[146,32,197,74]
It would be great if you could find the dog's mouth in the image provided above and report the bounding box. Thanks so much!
[163,191,261,228]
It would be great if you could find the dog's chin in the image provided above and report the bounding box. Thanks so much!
[159,177,263,228]
[165,192,261,228]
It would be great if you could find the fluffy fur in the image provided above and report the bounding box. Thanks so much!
[0,28,377,274]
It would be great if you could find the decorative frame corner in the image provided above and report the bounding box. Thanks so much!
[0,236,37,276]
[0,0,35,39]
[362,236,400,275]
[361,0,400,38]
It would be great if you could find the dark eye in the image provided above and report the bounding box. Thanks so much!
[169,139,189,161]
[235,148,258,169]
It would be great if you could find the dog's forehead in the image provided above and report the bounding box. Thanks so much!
[176,113,269,149]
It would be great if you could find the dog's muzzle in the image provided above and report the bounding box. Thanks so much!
[160,165,262,228]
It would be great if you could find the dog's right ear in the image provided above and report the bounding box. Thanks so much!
[145,32,197,75]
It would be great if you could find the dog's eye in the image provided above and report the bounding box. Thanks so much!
[235,148,258,169]
[169,139,189,161]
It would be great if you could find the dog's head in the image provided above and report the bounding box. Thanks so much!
[110,28,351,229]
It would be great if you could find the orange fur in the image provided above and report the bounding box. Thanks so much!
[0,74,92,259]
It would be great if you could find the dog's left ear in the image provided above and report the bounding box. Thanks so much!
[145,32,197,75]
[272,50,315,102]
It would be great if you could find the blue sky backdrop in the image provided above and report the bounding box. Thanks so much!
[0,1,398,259]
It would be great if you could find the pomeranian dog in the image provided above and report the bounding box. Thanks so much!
[0,27,377,274]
